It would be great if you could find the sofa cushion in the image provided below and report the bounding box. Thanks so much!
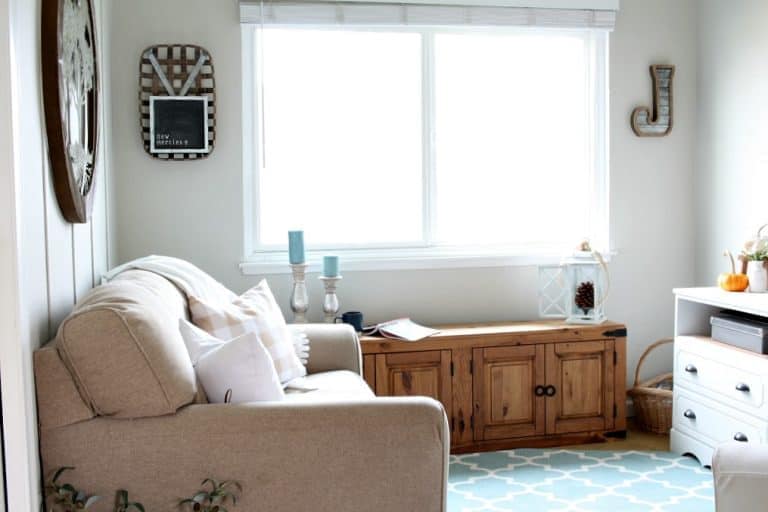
[189,280,306,383]
[283,371,375,403]
[178,319,224,365]
[56,274,198,419]
[179,318,284,403]
[196,331,285,404]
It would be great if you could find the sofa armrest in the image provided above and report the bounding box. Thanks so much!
[41,397,449,512]
[289,323,362,376]
[713,443,768,512]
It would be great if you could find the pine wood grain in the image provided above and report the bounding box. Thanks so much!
[451,347,474,446]
[363,354,375,391]
[364,320,627,453]
[473,345,546,441]
[374,350,452,423]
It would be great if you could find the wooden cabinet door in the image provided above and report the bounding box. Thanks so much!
[473,345,546,441]
[375,351,452,420]
[545,340,615,434]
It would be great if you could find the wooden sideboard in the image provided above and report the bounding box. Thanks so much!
[361,320,627,453]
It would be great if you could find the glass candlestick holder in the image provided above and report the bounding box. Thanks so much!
[319,275,342,323]
[290,263,309,323]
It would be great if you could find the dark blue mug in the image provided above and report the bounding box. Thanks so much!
[336,311,364,332]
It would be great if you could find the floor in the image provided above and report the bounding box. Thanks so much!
[570,420,670,452]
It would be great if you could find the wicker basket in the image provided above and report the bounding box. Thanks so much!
[628,338,674,434]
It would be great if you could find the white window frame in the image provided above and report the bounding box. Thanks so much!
[241,24,610,275]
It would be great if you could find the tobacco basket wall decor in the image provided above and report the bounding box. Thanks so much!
[631,64,675,137]
[139,44,216,160]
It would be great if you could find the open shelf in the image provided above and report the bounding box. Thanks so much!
[674,287,768,337]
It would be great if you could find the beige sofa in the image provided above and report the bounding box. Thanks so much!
[35,269,449,511]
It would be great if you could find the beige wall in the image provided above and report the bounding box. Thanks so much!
[109,0,697,387]
[695,0,768,283]
[0,0,112,509]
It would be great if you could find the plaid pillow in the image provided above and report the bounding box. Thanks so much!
[189,280,306,383]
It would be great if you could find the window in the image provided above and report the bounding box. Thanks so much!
[243,24,609,270]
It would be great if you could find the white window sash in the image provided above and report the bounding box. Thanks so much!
[240,1,618,30]
[240,25,611,267]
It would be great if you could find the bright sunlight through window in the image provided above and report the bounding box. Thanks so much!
[246,27,608,263]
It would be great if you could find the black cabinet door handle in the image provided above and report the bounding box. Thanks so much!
[545,385,557,397]
[534,385,546,397]
[683,409,696,420]
[684,364,698,374]
[734,432,749,442]
[736,382,751,392]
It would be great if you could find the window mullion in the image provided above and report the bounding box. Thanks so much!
[591,31,609,252]
[244,24,260,257]
[421,30,437,247]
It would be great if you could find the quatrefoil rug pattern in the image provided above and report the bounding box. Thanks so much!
[448,449,713,512]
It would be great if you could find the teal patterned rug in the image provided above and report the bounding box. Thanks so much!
[449,449,713,512]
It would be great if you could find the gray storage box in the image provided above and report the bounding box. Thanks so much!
[711,313,768,354]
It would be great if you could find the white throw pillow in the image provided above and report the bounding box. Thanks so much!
[194,331,284,404]
[189,279,306,383]
[292,329,310,365]
[181,319,309,365]
[179,319,223,365]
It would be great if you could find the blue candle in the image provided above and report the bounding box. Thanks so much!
[288,231,305,264]
[322,255,339,277]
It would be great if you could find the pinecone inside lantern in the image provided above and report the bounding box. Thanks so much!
[575,281,595,314]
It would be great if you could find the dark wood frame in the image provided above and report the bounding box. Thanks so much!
[41,0,100,223]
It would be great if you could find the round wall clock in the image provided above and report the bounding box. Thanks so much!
[42,0,100,223]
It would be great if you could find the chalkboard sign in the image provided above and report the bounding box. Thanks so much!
[149,96,209,154]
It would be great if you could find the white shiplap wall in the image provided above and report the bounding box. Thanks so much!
[0,0,111,510]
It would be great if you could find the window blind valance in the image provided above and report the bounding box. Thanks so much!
[240,1,619,30]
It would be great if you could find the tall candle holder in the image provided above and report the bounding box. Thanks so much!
[319,275,342,323]
[289,263,309,323]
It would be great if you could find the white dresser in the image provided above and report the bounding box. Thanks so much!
[672,287,768,466]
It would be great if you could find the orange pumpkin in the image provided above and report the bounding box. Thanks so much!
[719,251,749,292]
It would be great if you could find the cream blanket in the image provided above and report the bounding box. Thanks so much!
[102,255,237,305]
[103,255,310,365]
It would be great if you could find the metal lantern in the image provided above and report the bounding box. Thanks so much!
[538,245,609,325]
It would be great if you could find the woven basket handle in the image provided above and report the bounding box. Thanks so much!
[633,337,674,387]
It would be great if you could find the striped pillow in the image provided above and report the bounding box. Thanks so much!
[189,280,306,383]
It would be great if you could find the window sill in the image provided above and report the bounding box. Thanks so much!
[240,247,615,275]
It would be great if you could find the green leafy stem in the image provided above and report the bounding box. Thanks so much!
[45,467,242,512]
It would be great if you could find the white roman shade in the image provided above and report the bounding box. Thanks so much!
[240,0,619,30]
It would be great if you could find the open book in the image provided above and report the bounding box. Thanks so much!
[362,318,439,342]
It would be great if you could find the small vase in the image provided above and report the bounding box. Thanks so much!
[747,260,768,293]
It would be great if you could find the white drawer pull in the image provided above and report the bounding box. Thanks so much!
[734,432,749,442]
[735,382,751,393]
[683,409,697,420]
[684,364,698,374]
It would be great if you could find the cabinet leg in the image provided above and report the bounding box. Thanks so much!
[605,430,628,439]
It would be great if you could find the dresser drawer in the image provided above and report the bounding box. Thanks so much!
[674,392,764,445]
[676,347,764,410]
